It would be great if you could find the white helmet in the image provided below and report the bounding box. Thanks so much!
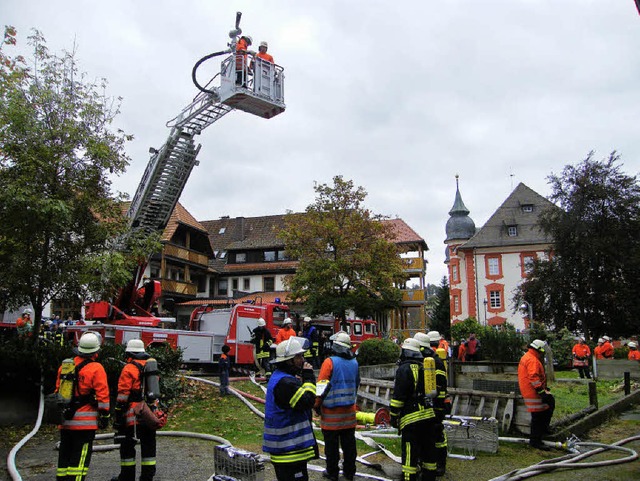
[274,337,306,362]
[257,318,266,327]
[259,41,268,49]
[603,336,611,341]
[22,308,32,315]
[126,339,146,353]
[413,332,430,348]
[401,338,422,353]
[78,332,101,354]
[282,318,292,326]
[628,341,637,349]
[427,331,441,344]
[331,331,351,348]
[303,316,312,323]
[597,338,604,344]
[529,339,546,352]
[243,35,253,45]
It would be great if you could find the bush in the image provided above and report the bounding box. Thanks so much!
[0,334,184,410]
[357,338,400,366]
[450,318,526,362]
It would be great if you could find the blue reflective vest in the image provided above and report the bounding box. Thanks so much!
[323,356,358,409]
[263,370,316,460]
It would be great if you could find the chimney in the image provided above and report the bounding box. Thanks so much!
[235,217,245,241]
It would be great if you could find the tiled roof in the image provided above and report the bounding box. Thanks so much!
[176,291,293,306]
[162,202,209,242]
[382,219,428,249]
[461,183,557,249]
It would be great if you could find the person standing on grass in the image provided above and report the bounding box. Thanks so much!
[219,345,231,395]
[315,331,359,481]
[571,337,591,379]
[263,337,318,481]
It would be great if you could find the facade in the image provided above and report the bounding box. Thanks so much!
[445,181,555,331]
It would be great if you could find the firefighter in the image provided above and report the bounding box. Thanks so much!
[275,317,295,344]
[594,338,605,359]
[252,318,274,375]
[416,332,449,477]
[256,40,274,63]
[518,339,554,451]
[628,342,640,361]
[56,331,110,481]
[111,339,158,481]
[263,337,318,481]
[16,308,33,337]
[601,336,614,359]
[390,337,438,481]
[571,337,591,378]
[300,317,319,368]
[438,334,450,358]
[235,35,253,86]
[315,331,360,481]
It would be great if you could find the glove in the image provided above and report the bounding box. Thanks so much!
[540,392,554,405]
[98,411,110,430]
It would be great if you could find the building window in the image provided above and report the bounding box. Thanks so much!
[453,295,460,313]
[508,226,518,237]
[219,251,227,259]
[522,205,533,213]
[218,279,228,296]
[236,252,246,263]
[277,250,287,261]
[263,276,275,291]
[490,290,501,309]
[232,278,238,291]
[243,278,250,290]
[520,252,536,277]
[264,251,276,262]
[219,227,226,234]
[452,265,459,283]
[487,257,501,277]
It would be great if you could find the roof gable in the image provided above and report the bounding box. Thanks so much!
[461,183,556,249]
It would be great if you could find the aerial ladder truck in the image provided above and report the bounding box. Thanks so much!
[84,12,285,328]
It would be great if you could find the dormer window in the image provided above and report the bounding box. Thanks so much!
[236,252,247,263]
[521,205,533,213]
[508,226,518,237]
[219,227,226,234]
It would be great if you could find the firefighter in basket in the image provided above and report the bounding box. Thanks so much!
[111,339,166,481]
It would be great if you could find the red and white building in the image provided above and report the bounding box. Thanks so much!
[445,180,555,331]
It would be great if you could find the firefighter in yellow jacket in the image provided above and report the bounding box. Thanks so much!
[390,337,438,481]
[518,339,555,450]
[111,339,158,481]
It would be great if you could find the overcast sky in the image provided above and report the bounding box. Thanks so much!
[6,1,640,284]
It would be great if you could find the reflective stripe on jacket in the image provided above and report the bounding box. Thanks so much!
[518,348,549,413]
[56,356,109,430]
[316,356,360,430]
[263,370,316,462]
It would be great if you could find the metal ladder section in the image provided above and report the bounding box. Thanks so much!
[127,91,233,233]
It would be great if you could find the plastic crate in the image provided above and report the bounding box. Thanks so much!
[444,416,499,455]
[212,444,265,481]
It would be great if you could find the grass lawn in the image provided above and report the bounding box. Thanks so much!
[164,375,640,480]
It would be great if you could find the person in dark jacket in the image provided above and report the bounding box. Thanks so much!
[390,338,438,481]
[263,337,318,481]
[252,318,274,375]
[219,345,231,395]
[314,331,360,481]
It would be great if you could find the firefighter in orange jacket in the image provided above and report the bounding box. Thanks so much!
[571,337,591,379]
[56,332,110,481]
[111,339,157,481]
[518,339,554,450]
[628,342,640,361]
[235,35,253,86]
[275,317,295,344]
[600,336,614,359]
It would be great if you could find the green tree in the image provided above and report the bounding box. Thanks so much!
[429,276,451,338]
[517,152,640,339]
[0,29,138,334]
[279,176,406,320]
